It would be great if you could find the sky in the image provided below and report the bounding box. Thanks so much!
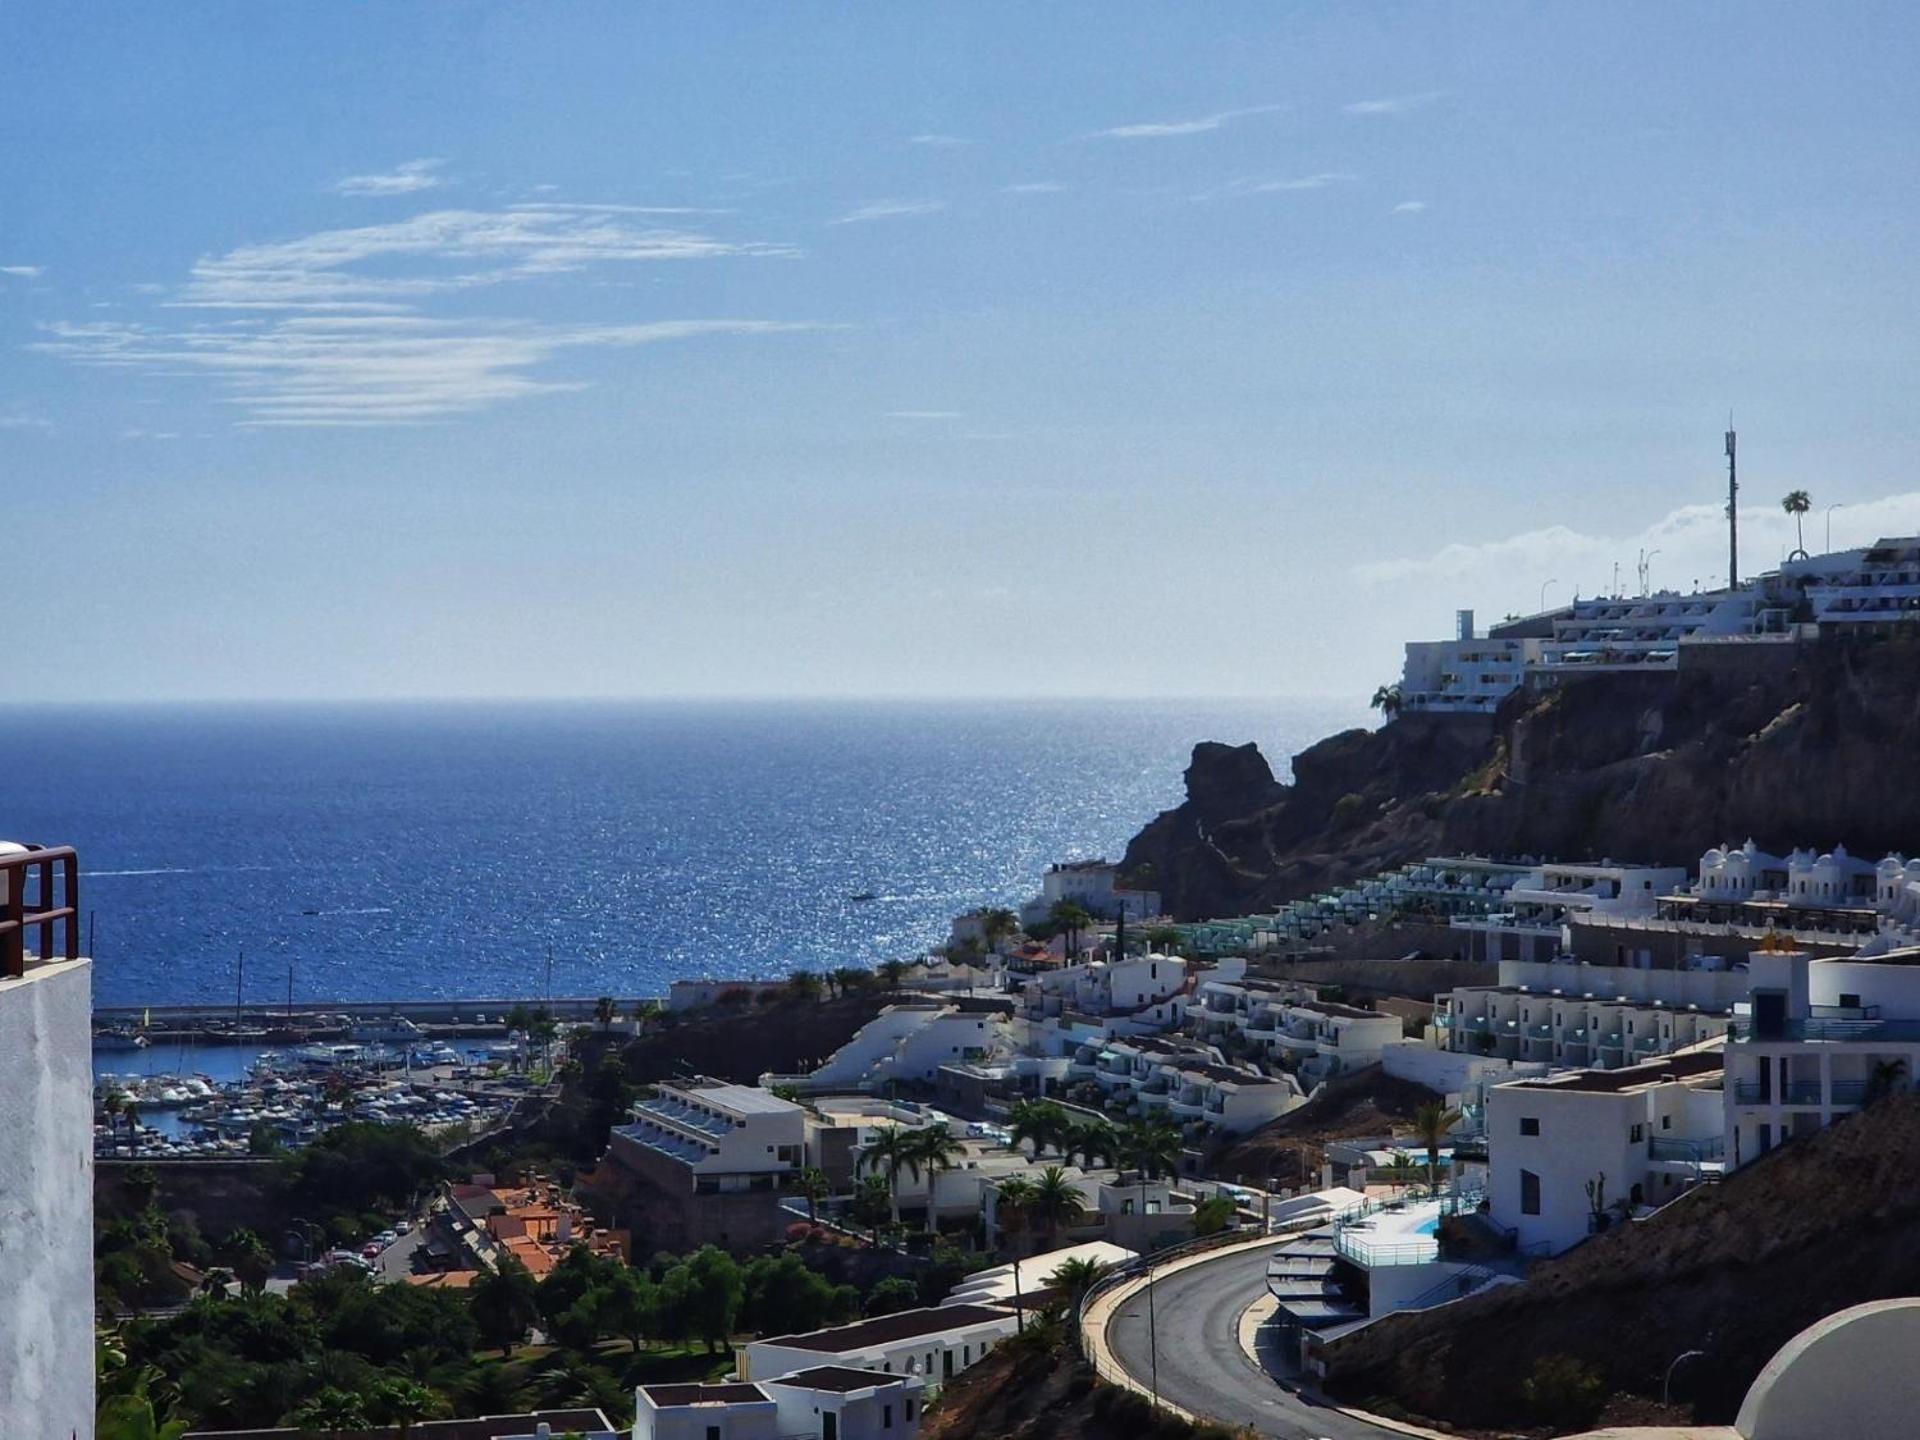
[7,2,1920,703]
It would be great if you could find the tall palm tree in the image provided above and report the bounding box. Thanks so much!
[978,907,1020,954]
[1048,901,1093,958]
[794,1166,830,1223]
[1006,1100,1068,1159]
[1046,1255,1111,1308]
[907,1124,964,1218]
[121,1100,141,1156]
[1370,683,1403,719]
[369,1377,444,1440]
[1062,1118,1117,1169]
[787,969,824,1003]
[592,996,617,1031]
[1116,1119,1180,1181]
[1782,489,1812,556]
[101,1089,127,1153]
[877,958,909,990]
[1410,1102,1462,1194]
[994,1176,1036,1254]
[858,1127,916,1224]
[1025,1165,1086,1249]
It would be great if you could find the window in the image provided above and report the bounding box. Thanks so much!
[1520,1168,1541,1216]
[906,1398,916,1421]
[1629,1123,1644,1143]
[1519,1116,1540,1136]
[706,1428,720,1440]
[963,1344,971,1363]
[1661,1114,1672,1131]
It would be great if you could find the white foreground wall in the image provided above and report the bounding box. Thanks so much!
[0,956,95,1440]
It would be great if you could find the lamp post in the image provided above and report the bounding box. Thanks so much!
[1826,503,1843,553]
[1540,578,1560,613]
[1663,1348,1707,1406]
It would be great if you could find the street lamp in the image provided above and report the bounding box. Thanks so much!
[1664,1348,1708,1406]
[1540,578,1560,613]
[1826,503,1844,553]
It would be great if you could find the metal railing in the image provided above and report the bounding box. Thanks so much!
[1729,1017,1920,1043]
[0,845,80,980]
[1648,1135,1725,1162]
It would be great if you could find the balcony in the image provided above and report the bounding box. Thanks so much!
[1649,1135,1725,1162]
[1731,1079,1824,1105]
[1730,1018,1920,1043]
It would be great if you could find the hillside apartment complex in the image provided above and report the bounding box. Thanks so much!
[1400,534,1920,712]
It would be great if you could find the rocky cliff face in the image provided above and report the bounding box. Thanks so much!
[1121,636,1920,920]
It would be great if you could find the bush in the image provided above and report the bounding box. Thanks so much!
[785,1221,814,1244]
[1521,1353,1606,1431]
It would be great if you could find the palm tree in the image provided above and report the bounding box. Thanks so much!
[592,996,617,1031]
[858,1127,916,1224]
[1370,683,1403,719]
[1378,1148,1422,1195]
[121,1100,141,1156]
[877,958,908,990]
[289,1388,371,1431]
[1867,1058,1909,1104]
[794,1166,830,1224]
[787,969,824,1003]
[907,1124,964,1217]
[96,1389,188,1440]
[1007,1099,1068,1159]
[1410,1102,1462,1194]
[1046,1254,1110,1308]
[1025,1165,1086,1249]
[1061,1119,1116,1169]
[369,1377,444,1439]
[1782,489,1812,556]
[100,1089,127,1153]
[978,907,1020,954]
[196,1268,234,1299]
[1116,1119,1180,1181]
[1048,901,1093,958]
[994,1177,1036,1254]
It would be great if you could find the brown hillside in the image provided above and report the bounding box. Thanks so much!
[619,992,895,1085]
[1323,1094,1920,1430]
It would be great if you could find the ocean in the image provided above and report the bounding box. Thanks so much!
[0,698,1363,1009]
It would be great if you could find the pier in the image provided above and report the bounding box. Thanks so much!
[92,995,646,1045]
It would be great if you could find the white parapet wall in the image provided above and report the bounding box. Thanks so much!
[0,955,96,1440]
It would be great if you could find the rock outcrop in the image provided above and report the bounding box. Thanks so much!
[1122,635,1920,920]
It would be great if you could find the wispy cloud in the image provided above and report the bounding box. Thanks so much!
[1,264,44,278]
[1342,90,1447,117]
[0,414,52,430]
[832,198,947,225]
[168,205,798,312]
[1393,199,1428,213]
[1085,103,1283,140]
[1002,181,1068,195]
[333,158,448,197]
[34,202,815,425]
[1200,173,1356,201]
[907,133,972,147]
[1353,491,1920,595]
[885,410,963,420]
[37,316,824,428]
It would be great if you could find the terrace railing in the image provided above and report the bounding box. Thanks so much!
[0,844,80,980]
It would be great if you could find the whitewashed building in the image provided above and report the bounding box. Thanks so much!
[761,1002,1012,1094]
[0,843,92,1440]
[1018,859,1161,926]
[1487,1051,1726,1256]
[741,1304,1018,1392]
[1400,609,1544,714]
[1190,976,1405,1083]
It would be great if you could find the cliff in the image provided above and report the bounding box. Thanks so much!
[1122,635,1920,920]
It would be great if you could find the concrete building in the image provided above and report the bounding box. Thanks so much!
[1018,859,1161,927]
[1068,1034,1310,1132]
[635,1382,778,1440]
[1770,535,1920,631]
[0,842,92,1440]
[740,1304,1018,1393]
[760,1002,1012,1094]
[1723,943,1920,1169]
[1433,959,1736,1071]
[762,1366,923,1440]
[1487,1052,1726,1256]
[1190,976,1405,1084]
[602,1079,807,1250]
[1400,608,1544,714]
[1450,860,1689,964]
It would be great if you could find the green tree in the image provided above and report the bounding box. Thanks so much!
[368,1377,444,1439]
[97,1390,189,1440]
[593,995,618,1031]
[978,907,1021,953]
[1047,901,1093,958]
[222,1229,274,1296]
[1411,1102,1462,1193]
[851,1175,894,1242]
[994,1177,1036,1257]
[1521,1354,1607,1430]
[864,1276,920,1317]
[858,1127,916,1225]
[1025,1166,1086,1248]
[469,1259,540,1356]
[906,1123,964,1210]
[787,969,824,1003]
[1370,682,1403,719]
[877,958,909,989]
[1782,489,1812,555]
[741,1253,841,1337]
[289,1387,371,1431]
[1044,1255,1110,1308]
[1191,1194,1237,1237]
[1117,1119,1180,1181]
[794,1166,830,1224]
[660,1247,743,1353]
[1006,1100,1069,1159]
[598,1264,657,1353]
[833,966,873,997]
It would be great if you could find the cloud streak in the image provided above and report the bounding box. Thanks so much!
[1002,181,1067,195]
[907,133,972,147]
[333,158,448,196]
[1,264,44,278]
[1084,103,1284,140]
[1393,200,1428,213]
[35,201,815,425]
[832,198,947,224]
[1342,90,1447,116]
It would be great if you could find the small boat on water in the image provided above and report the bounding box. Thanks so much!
[92,1025,150,1052]
[849,891,879,903]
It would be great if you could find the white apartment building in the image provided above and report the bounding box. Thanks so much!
[1451,861,1688,963]
[1400,609,1544,714]
[741,1304,1018,1392]
[760,1002,1012,1093]
[1723,944,1920,1169]
[610,1080,807,1195]
[636,1382,779,1440]
[1018,859,1161,926]
[1537,585,1784,675]
[1770,535,1920,629]
[1069,1034,1309,1131]
[639,1366,924,1440]
[1433,959,1737,1071]
[1190,976,1404,1083]
[1487,1052,1726,1256]
[0,843,93,1440]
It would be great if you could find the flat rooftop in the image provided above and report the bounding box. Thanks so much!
[685,1081,800,1115]
[765,1365,907,1393]
[642,1382,770,1406]
[1506,1051,1725,1094]
[759,1303,1012,1352]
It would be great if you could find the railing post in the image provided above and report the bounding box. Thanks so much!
[1,857,21,979]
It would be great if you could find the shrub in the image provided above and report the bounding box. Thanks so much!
[785,1221,813,1245]
[1521,1353,1607,1430]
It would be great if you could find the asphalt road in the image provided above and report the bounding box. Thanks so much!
[1103,1245,1401,1440]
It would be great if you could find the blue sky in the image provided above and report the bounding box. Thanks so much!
[7,3,1920,701]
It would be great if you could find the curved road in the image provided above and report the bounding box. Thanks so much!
[1103,1244,1400,1440]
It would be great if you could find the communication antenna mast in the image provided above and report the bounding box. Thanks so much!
[1724,418,1739,588]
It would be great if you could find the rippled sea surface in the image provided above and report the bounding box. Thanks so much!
[0,699,1363,1007]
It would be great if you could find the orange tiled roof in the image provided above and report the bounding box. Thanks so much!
[407,1270,481,1288]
